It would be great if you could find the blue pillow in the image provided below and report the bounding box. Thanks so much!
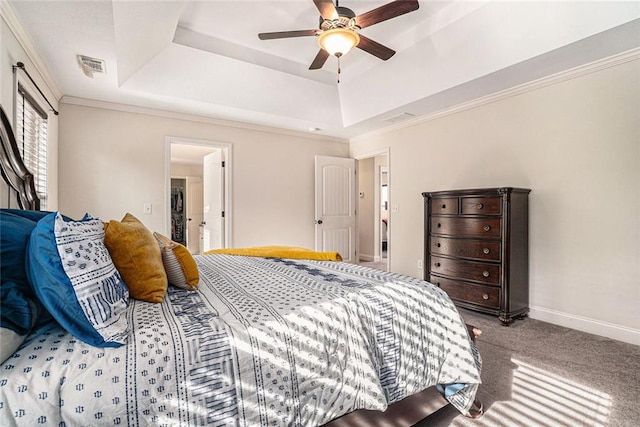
[0,209,50,286]
[27,212,130,347]
[0,209,51,363]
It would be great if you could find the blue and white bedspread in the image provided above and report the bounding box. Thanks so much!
[0,255,481,426]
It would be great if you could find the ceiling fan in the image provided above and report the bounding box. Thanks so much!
[258,0,419,73]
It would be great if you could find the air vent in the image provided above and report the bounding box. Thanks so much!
[383,112,416,123]
[77,55,106,78]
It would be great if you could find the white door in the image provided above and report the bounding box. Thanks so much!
[185,176,203,254]
[315,155,356,263]
[203,150,224,251]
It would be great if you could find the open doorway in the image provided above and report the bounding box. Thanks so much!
[380,167,388,260]
[355,150,389,271]
[165,137,232,254]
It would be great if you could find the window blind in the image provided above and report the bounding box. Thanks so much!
[16,83,48,210]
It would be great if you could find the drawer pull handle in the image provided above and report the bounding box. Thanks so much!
[483,248,490,254]
[477,203,484,209]
[434,262,441,267]
[483,225,491,232]
[437,223,442,228]
[482,271,490,278]
[482,294,489,300]
[436,243,441,248]
[441,204,446,209]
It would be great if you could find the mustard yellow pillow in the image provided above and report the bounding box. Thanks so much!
[153,233,199,290]
[104,213,167,303]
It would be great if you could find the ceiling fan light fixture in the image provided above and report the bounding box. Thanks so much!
[317,27,360,57]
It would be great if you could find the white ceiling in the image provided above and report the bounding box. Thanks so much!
[7,0,640,139]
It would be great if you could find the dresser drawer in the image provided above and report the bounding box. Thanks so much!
[430,256,500,285]
[430,275,500,309]
[431,217,501,238]
[430,237,501,262]
[431,198,458,215]
[461,197,501,215]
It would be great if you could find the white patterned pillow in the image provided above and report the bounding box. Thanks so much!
[153,232,199,290]
[27,212,130,347]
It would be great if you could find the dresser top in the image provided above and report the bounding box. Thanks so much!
[422,187,531,198]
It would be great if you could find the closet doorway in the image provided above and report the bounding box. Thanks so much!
[355,150,389,271]
[165,137,232,254]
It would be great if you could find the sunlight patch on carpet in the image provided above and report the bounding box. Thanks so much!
[454,358,611,426]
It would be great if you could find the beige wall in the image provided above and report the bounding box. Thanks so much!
[351,58,640,343]
[357,157,375,260]
[58,103,349,249]
[171,162,202,178]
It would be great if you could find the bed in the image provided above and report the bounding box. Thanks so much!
[0,104,482,426]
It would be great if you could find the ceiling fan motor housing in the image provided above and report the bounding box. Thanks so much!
[319,6,359,30]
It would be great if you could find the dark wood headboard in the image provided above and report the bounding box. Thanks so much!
[0,104,40,210]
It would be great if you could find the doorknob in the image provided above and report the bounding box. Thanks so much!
[316,220,323,224]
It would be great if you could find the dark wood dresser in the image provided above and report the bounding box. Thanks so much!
[422,188,531,325]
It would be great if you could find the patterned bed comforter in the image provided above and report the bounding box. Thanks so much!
[0,255,481,426]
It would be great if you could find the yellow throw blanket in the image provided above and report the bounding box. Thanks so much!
[203,246,342,262]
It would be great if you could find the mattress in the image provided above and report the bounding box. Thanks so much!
[0,254,481,426]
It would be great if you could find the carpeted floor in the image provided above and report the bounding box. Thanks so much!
[359,253,388,271]
[416,309,640,427]
[359,260,388,271]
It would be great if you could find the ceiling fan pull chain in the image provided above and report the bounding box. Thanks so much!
[337,56,341,84]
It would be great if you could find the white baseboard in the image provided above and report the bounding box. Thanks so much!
[529,305,640,346]
[358,253,377,262]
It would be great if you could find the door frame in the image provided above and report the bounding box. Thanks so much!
[164,136,233,247]
[354,147,390,268]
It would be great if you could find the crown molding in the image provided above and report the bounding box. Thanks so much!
[351,47,640,142]
[60,96,350,144]
[1,0,63,101]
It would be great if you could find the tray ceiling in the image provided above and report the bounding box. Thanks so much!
[7,0,640,138]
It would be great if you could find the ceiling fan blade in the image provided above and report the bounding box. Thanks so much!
[258,29,317,40]
[309,49,330,70]
[313,0,338,20]
[357,35,395,60]
[355,0,419,29]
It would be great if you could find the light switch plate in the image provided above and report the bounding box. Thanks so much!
[143,203,152,214]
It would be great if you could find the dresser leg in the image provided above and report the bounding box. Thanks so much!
[499,315,513,326]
